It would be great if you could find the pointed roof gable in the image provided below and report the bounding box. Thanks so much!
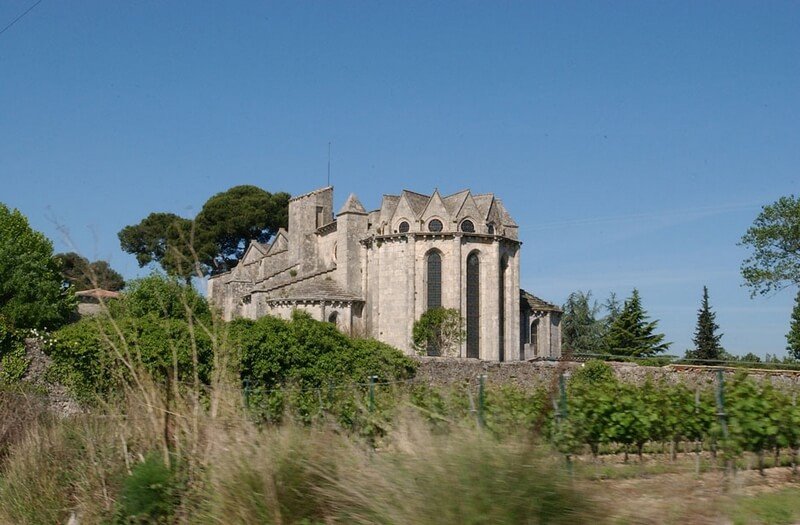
[443,189,470,217]
[241,241,268,265]
[266,229,289,255]
[419,189,451,223]
[378,194,400,225]
[401,190,430,218]
[389,191,422,226]
[337,193,367,215]
[472,194,495,221]
[493,199,517,227]
[454,192,482,221]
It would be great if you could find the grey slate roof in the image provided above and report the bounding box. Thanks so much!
[265,275,363,302]
[520,289,562,313]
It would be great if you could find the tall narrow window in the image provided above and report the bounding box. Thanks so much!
[466,252,480,358]
[426,251,442,310]
[499,256,507,362]
[530,319,539,356]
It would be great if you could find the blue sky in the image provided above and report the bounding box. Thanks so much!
[2,1,798,356]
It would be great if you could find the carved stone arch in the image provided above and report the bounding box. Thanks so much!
[395,218,411,234]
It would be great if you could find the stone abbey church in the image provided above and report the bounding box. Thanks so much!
[208,186,561,361]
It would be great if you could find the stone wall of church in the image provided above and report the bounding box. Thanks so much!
[365,233,520,360]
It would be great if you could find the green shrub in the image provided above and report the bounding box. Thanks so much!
[48,276,215,402]
[0,318,27,384]
[233,311,416,389]
[117,453,177,523]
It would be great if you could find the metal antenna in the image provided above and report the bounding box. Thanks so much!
[327,142,331,187]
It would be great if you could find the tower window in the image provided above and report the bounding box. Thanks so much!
[428,219,443,232]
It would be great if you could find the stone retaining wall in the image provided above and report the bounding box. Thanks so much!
[412,357,800,389]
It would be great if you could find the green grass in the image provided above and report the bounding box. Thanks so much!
[729,487,800,525]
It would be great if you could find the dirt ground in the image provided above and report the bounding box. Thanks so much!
[588,464,800,524]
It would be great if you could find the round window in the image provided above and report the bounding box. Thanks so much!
[460,220,475,233]
[428,219,443,232]
[398,221,410,233]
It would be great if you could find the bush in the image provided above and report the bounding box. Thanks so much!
[233,311,416,389]
[117,453,177,523]
[0,318,27,384]
[48,275,214,402]
[412,307,465,357]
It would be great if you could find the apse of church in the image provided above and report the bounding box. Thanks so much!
[208,186,562,361]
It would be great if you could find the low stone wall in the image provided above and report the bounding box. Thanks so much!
[412,357,800,389]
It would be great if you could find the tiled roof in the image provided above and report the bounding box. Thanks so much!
[75,288,122,299]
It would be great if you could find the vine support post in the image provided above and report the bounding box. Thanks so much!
[715,369,731,476]
[695,387,701,477]
[368,375,378,412]
[557,370,572,474]
[243,377,251,410]
[478,374,486,429]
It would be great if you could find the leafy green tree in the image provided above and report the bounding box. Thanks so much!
[54,252,125,291]
[118,212,197,281]
[740,195,800,296]
[0,203,75,330]
[412,308,465,357]
[119,186,290,279]
[195,185,290,273]
[686,286,724,362]
[604,289,670,357]
[560,291,603,354]
[787,291,800,360]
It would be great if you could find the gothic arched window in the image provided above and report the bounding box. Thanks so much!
[466,251,480,358]
[460,219,475,233]
[428,219,443,232]
[328,311,338,325]
[530,319,539,355]
[398,221,410,233]
[426,251,442,310]
[487,223,495,235]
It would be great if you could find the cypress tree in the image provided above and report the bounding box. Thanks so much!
[690,286,724,362]
[786,290,800,360]
[605,289,670,357]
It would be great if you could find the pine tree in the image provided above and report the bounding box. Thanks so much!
[605,289,671,357]
[689,286,724,362]
[786,290,800,360]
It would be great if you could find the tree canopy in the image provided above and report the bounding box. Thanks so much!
[118,185,290,279]
[740,195,800,297]
[561,291,604,354]
[54,252,125,291]
[118,212,197,281]
[604,289,670,357]
[195,185,290,272]
[686,286,724,362]
[0,203,75,330]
